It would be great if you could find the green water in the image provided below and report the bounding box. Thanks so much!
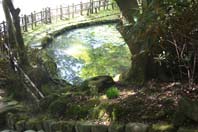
[46,24,131,84]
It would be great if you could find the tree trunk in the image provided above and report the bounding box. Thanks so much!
[2,0,29,66]
[2,0,17,50]
[115,0,156,85]
[116,0,138,24]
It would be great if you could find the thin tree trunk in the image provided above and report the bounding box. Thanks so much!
[3,0,29,66]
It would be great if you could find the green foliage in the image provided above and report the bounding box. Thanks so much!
[48,98,67,116]
[107,104,127,121]
[91,103,110,121]
[106,87,120,99]
[119,0,198,83]
[66,105,90,119]
[6,73,26,100]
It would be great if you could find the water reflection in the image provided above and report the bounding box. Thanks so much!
[46,24,131,84]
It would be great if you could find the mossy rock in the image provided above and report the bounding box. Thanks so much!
[50,121,76,132]
[42,120,55,132]
[0,111,7,128]
[41,35,53,48]
[108,123,125,132]
[107,104,127,121]
[25,118,43,130]
[91,124,108,132]
[24,130,37,132]
[125,123,149,132]
[81,76,115,93]
[40,83,64,96]
[65,105,90,119]
[148,123,174,132]
[60,121,76,132]
[15,120,26,132]
[39,94,60,110]
[40,81,71,96]
[6,113,29,130]
[48,98,68,116]
[177,128,198,132]
[75,122,93,132]
[91,103,110,120]
[49,121,62,132]
[173,97,198,127]
[27,66,50,88]
[6,113,19,129]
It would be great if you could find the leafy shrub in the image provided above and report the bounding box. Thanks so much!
[48,98,67,116]
[106,87,120,99]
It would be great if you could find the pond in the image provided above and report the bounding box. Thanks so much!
[46,24,131,84]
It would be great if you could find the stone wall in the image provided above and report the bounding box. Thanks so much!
[2,113,185,132]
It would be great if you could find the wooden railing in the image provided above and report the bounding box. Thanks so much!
[0,21,44,103]
[19,0,117,32]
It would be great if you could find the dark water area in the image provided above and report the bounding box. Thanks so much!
[46,24,131,84]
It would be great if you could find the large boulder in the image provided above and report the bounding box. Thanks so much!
[81,76,115,94]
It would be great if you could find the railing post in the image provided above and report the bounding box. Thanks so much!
[87,1,90,16]
[72,3,75,18]
[112,2,114,10]
[34,11,37,27]
[99,0,101,11]
[42,8,45,23]
[91,0,94,14]
[48,8,52,23]
[20,15,24,32]
[31,12,34,30]
[45,8,48,24]
[80,2,83,15]
[103,0,106,10]
[2,21,7,44]
[40,11,43,23]
[94,1,97,13]
[68,5,70,18]
[60,5,63,20]
[24,15,28,32]
[106,0,109,10]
